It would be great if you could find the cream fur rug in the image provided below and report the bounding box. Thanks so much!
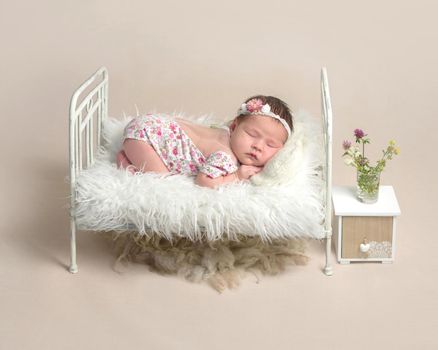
[105,233,309,293]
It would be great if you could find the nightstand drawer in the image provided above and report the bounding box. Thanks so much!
[342,216,393,259]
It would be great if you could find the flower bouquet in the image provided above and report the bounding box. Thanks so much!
[342,129,399,203]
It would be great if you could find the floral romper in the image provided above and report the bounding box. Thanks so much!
[123,114,238,178]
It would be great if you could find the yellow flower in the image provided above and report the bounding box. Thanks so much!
[389,140,396,146]
[394,147,400,155]
[343,155,354,165]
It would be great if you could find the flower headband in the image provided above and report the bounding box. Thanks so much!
[237,98,291,138]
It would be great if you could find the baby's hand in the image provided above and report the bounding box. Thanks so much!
[237,165,263,180]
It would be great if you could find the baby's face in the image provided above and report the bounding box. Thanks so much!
[229,115,288,167]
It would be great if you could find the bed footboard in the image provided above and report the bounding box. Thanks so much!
[69,67,108,273]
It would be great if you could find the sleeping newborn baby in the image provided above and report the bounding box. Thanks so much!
[116,95,294,188]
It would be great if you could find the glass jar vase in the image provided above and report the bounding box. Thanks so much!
[356,170,381,204]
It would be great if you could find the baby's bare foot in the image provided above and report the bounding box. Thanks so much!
[126,165,138,174]
[116,150,138,174]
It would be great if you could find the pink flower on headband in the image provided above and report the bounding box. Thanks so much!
[246,98,264,113]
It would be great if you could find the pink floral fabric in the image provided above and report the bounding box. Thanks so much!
[123,114,238,178]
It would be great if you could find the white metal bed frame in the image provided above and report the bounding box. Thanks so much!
[68,67,334,276]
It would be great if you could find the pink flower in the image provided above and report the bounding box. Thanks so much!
[342,140,352,150]
[172,148,178,155]
[246,98,264,113]
[354,129,365,139]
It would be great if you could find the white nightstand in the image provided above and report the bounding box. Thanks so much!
[332,186,401,264]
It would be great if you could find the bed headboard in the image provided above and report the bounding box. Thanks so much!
[321,66,333,228]
[321,67,334,275]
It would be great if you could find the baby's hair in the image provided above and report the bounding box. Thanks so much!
[237,95,294,134]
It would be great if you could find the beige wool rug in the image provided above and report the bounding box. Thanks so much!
[105,232,310,293]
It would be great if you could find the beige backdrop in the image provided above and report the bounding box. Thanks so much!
[1,1,437,349]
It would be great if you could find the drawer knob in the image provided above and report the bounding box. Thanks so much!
[360,238,370,253]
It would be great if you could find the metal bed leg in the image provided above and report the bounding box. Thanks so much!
[69,218,78,273]
[323,232,333,276]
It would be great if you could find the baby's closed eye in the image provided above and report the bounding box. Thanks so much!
[245,130,257,137]
[267,141,281,148]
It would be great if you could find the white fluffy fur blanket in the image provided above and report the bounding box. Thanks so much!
[74,110,325,241]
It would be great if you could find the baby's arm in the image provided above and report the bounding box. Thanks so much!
[195,172,239,189]
[195,165,262,189]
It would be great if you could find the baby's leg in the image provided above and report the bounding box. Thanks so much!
[123,139,169,173]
